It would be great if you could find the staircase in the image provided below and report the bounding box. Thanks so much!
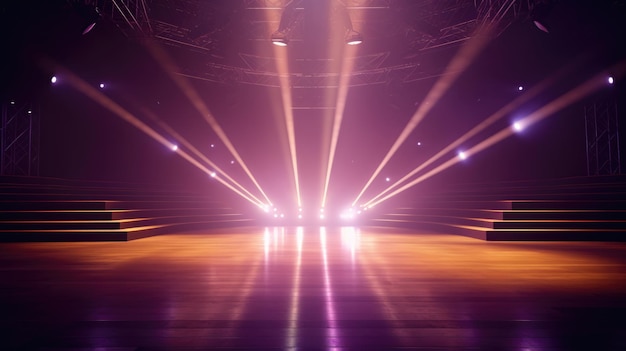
[369,175,626,241]
[0,176,254,242]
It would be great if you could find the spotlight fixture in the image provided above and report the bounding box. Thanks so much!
[608,76,614,85]
[77,4,101,35]
[530,2,553,34]
[51,76,57,84]
[271,30,289,46]
[345,29,363,45]
[270,0,302,46]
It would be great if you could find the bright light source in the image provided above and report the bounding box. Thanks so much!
[299,208,302,212]
[608,76,614,84]
[210,144,215,148]
[274,213,279,218]
[280,213,285,218]
[271,31,289,46]
[210,172,217,178]
[99,83,105,89]
[518,86,524,91]
[51,76,57,84]
[385,177,390,182]
[10,101,15,105]
[346,30,363,45]
[458,151,467,160]
[230,160,235,164]
[512,121,524,132]
[262,205,270,213]
[298,214,302,219]
[171,144,178,151]
[320,214,325,220]
[417,142,422,146]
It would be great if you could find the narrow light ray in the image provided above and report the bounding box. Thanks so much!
[363,58,586,207]
[369,63,626,208]
[321,45,357,209]
[51,63,263,208]
[273,46,303,208]
[139,106,267,207]
[142,40,273,206]
[352,26,495,207]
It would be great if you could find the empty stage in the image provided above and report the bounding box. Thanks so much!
[1,226,626,350]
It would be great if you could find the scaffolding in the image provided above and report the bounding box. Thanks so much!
[585,99,621,176]
[0,100,40,176]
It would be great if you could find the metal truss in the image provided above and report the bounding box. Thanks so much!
[1,100,40,176]
[96,0,153,36]
[585,99,622,176]
[94,0,539,87]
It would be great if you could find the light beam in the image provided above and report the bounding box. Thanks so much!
[368,63,626,208]
[352,25,495,207]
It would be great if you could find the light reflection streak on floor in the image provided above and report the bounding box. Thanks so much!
[285,227,303,350]
[320,227,341,350]
[354,231,414,345]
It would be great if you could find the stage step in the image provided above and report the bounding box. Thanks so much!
[0,176,255,242]
[372,175,626,241]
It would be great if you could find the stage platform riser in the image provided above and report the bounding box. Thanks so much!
[372,176,626,241]
[0,177,254,242]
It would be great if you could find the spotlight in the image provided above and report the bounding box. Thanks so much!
[210,144,215,148]
[345,30,363,45]
[298,214,302,219]
[99,83,105,89]
[210,172,217,178]
[271,31,289,46]
[512,121,525,132]
[171,144,178,151]
[51,76,57,84]
[608,76,614,85]
[385,177,390,182]
[77,5,101,35]
[458,151,468,160]
[417,142,422,146]
[531,2,553,34]
[518,86,524,91]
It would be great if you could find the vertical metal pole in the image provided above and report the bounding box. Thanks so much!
[616,102,622,174]
[585,105,590,176]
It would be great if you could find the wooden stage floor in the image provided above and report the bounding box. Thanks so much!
[1,226,626,350]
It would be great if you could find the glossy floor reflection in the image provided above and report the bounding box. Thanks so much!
[1,227,626,350]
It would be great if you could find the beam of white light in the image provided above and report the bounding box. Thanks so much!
[321,45,357,209]
[362,58,588,208]
[142,40,273,206]
[139,106,268,208]
[351,26,495,207]
[273,46,303,208]
[50,63,264,208]
[368,63,626,208]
